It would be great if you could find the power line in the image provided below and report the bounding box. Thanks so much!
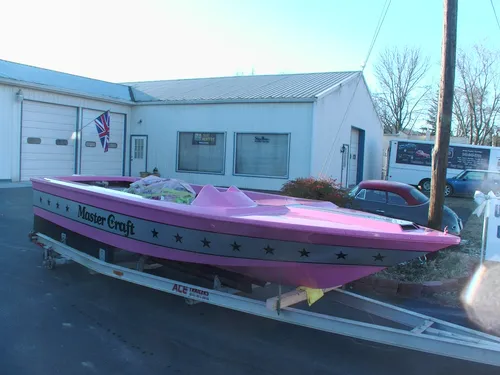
[319,0,392,178]
[363,0,392,69]
[491,0,500,32]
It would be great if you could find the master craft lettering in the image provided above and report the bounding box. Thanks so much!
[78,205,135,237]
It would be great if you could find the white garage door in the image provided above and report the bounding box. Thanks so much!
[348,128,359,186]
[80,109,125,176]
[20,101,77,181]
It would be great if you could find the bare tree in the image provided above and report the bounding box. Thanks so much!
[372,93,393,134]
[453,44,500,145]
[373,46,431,134]
[424,86,439,136]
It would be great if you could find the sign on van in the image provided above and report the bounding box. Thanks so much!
[395,141,490,170]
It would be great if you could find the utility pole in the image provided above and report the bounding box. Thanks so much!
[428,0,458,231]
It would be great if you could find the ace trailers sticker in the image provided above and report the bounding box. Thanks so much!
[395,141,490,170]
[172,284,210,301]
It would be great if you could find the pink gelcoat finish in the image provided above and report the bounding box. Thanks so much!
[34,207,383,288]
[31,177,460,252]
[30,176,461,288]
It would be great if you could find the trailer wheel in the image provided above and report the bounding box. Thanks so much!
[419,179,431,193]
[43,258,55,270]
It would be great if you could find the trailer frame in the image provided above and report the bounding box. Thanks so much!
[29,231,500,367]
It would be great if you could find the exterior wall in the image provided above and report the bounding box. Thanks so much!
[0,85,17,180]
[310,75,383,184]
[129,102,313,191]
[0,77,380,189]
[0,83,132,182]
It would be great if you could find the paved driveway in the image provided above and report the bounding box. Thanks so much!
[0,186,498,375]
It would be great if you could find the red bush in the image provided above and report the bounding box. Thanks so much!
[280,177,351,207]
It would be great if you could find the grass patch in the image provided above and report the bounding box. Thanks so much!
[374,249,478,283]
[456,213,484,257]
[376,196,482,283]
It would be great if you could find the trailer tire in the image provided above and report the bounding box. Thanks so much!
[419,179,431,193]
[43,258,55,270]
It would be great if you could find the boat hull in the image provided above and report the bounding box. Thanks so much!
[30,176,460,288]
[33,214,383,288]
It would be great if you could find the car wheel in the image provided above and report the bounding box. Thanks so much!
[420,179,431,193]
[444,184,453,197]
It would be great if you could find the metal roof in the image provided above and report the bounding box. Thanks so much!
[125,71,360,103]
[0,58,360,104]
[0,59,155,103]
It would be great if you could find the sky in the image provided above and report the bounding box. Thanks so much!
[0,0,498,92]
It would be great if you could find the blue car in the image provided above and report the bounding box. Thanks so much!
[445,169,500,197]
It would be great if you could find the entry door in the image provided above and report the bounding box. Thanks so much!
[340,144,349,188]
[348,128,359,186]
[130,135,147,177]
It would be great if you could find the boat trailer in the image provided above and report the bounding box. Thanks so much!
[29,231,500,367]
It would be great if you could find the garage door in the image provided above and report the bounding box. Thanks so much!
[80,109,125,176]
[20,101,77,181]
[348,128,359,186]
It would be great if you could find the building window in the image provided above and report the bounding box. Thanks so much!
[55,139,68,146]
[27,137,41,144]
[234,133,290,178]
[134,138,144,159]
[177,132,225,174]
[85,141,96,147]
[108,143,118,149]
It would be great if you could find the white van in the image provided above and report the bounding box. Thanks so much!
[385,139,500,192]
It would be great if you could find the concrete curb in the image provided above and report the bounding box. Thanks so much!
[345,274,471,298]
[0,182,32,189]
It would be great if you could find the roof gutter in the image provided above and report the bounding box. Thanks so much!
[314,72,362,100]
[133,97,316,106]
[0,77,136,106]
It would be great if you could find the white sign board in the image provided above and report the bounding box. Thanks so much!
[484,199,500,262]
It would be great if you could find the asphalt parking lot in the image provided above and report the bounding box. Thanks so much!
[0,185,498,375]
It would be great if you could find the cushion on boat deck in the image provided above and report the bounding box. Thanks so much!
[124,176,196,204]
[191,185,257,208]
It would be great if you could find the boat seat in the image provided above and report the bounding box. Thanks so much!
[190,185,258,208]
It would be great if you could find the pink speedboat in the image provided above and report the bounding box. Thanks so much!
[30,175,460,288]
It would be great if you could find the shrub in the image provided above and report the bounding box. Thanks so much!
[280,177,351,207]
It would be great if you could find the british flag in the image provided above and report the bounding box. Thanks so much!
[94,111,110,152]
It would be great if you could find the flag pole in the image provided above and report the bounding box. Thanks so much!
[67,109,111,142]
[79,109,111,133]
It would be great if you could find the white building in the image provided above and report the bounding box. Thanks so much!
[0,59,383,191]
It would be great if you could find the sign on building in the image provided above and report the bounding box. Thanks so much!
[192,133,217,146]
